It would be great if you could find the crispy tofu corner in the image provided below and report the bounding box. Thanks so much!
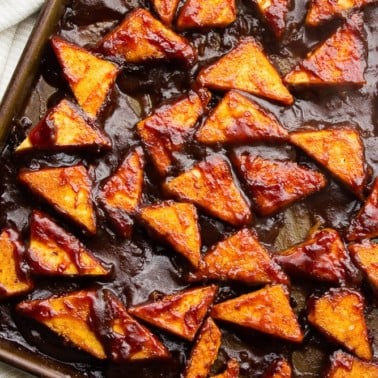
[152,0,180,25]
[256,0,290,38]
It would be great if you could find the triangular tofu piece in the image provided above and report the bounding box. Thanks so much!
[0,229,33,298]
[164,155,252,226]
[99,147,144,237]
[137,90,211,176]
[27,211,109,276]
[276,228,359,284]
[51,36,119,118]
[197,37,293,105]
[256,0,290,38]
[140,201,201,268]
[347,177,378,241]
[211,359,240,378]
[184,317,222,378]
[128,285,218,341]
[196,90,288,145]
[98,8,196,66]
[189,228,289,285]
[290,127,367,199]
[16,99,111,153]
[232,152,327,215]
[19,165,96,234]
[177,0,236,29]
[284,15,366,86]
[17,290,106,359]
[152,0,180,24]
[262,359,292,378]
[307,288,372,360]
[211,285,303,342]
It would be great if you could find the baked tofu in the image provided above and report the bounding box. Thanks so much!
[290,127,367,199]
[346,177,378,241]
[211,359,240,378]
[256,0,290,38]
[197,37,293,105]
[211,285,303,343]
[16,99,111,153]
[307,288,372,360]
[164,155,252,226]
[51,36,119,119]
[152,0,180,24]
[184,317,222,378]
[262,358,292,378]
[140,201,201,268]
[27,211,109,276]
[99,148,144,237]
[137,90,210,176]
[98,8,196,66]
[284,14,366,86]
[177,0,236,29]
[189,228,289,285]
[196,90,288,145]
[0,229,33,298]
[232,152,327,216]
[17,290,106,359]
[19,165,96,234]
[128,285,218,341]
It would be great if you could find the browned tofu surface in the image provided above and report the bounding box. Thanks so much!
[177,0,236,29]
[211,285,303,343]
[290,127,367,199]
[184,317,222,378]
[256,0,290,38]
[262,358,292,378]
[197,37,293,105]
[285,14,366,86]
[98,8,196,66]
[19,165,96,234]
[232,152,327,216]
[196,90,288,145]
[137,90,210,176]
[211,359,240,378]
[152,0,180,24]
[307,288,372,360]
[128,285,218,341]
[51,36,119,118]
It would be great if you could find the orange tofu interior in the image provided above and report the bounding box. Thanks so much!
[184,317,222,378]
[256,0,290,38]
[232,152,327,215]
[307,288,372,360]
[98,8,196,66]
[211,359,240,378]
[140,201,201,268]
[51,36,119,118]
[197,37,293,105]
[19,165,96,234]
[196,90,288,145]
[211,285,304,343]
[164,155,252,226]
[177,0,236,29]
[128,285,218,341]
[262,358,292,378]
[152,0,180,24]
[290,127,367,199]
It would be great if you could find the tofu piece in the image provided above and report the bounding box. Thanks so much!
[262,358,292,378]
[210,359,240,378]
[197,37,293,105]
[164,155,252,226]
[285,14,366,86]
[27,211,109,276]
[290,127,367,199]
[189,228,289,285]
[196,90,288,145]
[17,290,106,359]
[51,36,119,118]
[152,0,180,24]
[346,177,378,241]
[19,165,96,234]
[326,350,378,378]
[307,288,372,360]
[0,229,33,298]
[276,228,359,284]
[256,0,290,38]
[137,90,211,176]
[99,148,144,237]
[177,0,236,29]
[128,285,218,341]
[232,152,327,216]
[211,285,304,343]
[98,8,196,66]
[184,317,222,378]
[140,201,201,268]
[16,99,111,153]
